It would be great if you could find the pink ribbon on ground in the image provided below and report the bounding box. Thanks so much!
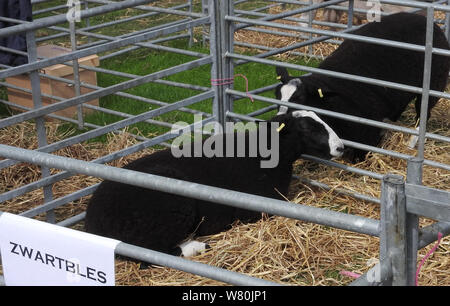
[340,270,361,279]
[415,232,443,286]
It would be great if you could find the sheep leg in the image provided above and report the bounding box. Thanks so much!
[178,240,210,257]
[407,95,439,148]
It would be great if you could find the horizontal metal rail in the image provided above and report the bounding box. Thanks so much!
[0,144,381,237]
[114,241,281,286]
[405,183,450,222]
[0,16,210,79]
[0,117,217,207]
[228,15,450,57]
[0,0,157,38]
[0,56,213,129]
[0,88,214,171]
[228,88,450,144]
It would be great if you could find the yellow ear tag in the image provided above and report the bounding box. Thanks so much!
[318,88,324,98]
[276,75,281,80]
[277,123,285,132]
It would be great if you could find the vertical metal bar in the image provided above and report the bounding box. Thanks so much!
[446,0,450,39]
[308,0,313,56]
[347,0,354,29]
[223,0,235,115]
[405,157,423,285]
[69,20,84,129]
[26,30,55,223]
[202,0,208,47]
[379,174,408,286]
[417,6,435,160]
[209,0,234,127]
[209,0,223,127]
[84,0,92,44]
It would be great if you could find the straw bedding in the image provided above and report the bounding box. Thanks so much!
[0,7,449,286]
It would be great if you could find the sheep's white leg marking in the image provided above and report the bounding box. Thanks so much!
[408,127,420,149]
[179,240,207,257]
[292,110,344,158]
[277,79,302,115]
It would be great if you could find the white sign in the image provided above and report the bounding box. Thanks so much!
[0,212,120,286]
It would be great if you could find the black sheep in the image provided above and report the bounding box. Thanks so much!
[85,111,344,257]
[275,12,450,162]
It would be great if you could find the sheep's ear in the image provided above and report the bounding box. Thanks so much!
[276,66,290,84]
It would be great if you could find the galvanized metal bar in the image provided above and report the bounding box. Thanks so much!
[84,0,92,44]
[301,154,384,180]
[379,174,408,286]
[378,0,450,12]
[228,53,450,100]
[44,58,211,94]
[233,40,323,60]
[405,183,450,222]
[0,144,381,237]
[0,87,214,169]
[97,34,191,61]
[1,118,217,206]
[25,29,55,224]
[0,89,214,173]
[56,212,87,227]
[308,0,313,56]
[86,0,205,18]
[0,0,156,38]
[417,7,435,160]
[446,0,450,39]
[228,89,450,144]
[228,16,450,57]
[32,3,69,15]
[419,221,450,249]
[0,16,211,79]
[294,176,381,205]
[234,0,348,31]
[69,20,85,129]
[79,2,190,33]
[405,157,423,286]
[0,78,209,124]
[50,24,207,59]
[347,0,354,29]
[232,10,347,30]
[35,2,191,44]
[114,242,281,286]
[0,56,213,129]
[209,0,226,127]
[19,185,99,219]
[224,0,235,116]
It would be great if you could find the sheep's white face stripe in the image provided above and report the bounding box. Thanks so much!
[280,84,297,101]
[277,79,301,115]
[277,106,289,115]
[292,110,344,158]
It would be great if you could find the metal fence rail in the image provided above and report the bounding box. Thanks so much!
[0,0,449,286]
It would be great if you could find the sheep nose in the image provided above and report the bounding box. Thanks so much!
[336,146,345,153]
[331,144,344,158]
